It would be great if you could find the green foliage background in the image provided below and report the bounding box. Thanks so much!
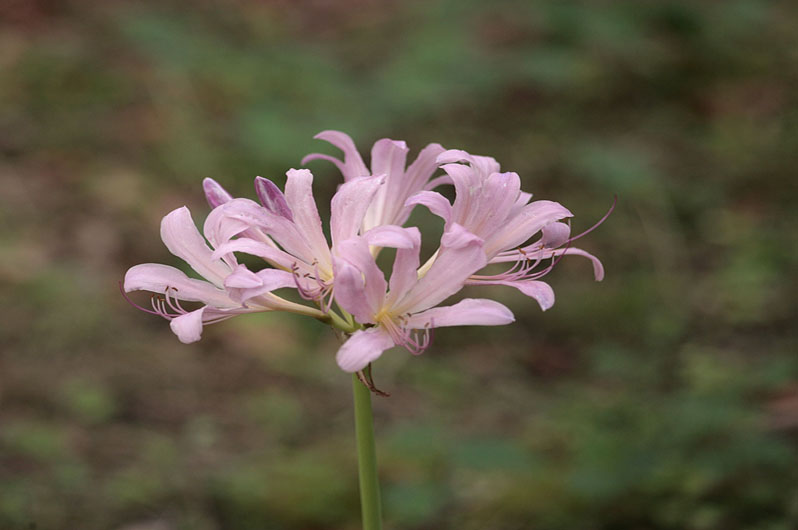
[2,1,797,529]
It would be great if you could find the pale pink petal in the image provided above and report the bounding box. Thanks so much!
[334,238,387,320]
[404,191,452,224]
[393,224,487,315]
[509,191,533,217]
[385,227,422,305]
[254,177,294,221]
[160,207,231,287]
[370,139,409,181]
[284,169,331,263]
[424,174,453,190]
[403,143,445,194]
[124,263,235,307]
[227,268,297,304]
[460,172,521,237]
[483,200,573,257]
[170,307,206,343]
[332,257,378,324]
[203,206,250,249]
[436,150,501,177]
[302,130,369,181]
[363,225,419,249]
[203,178,233,208]
[405,298,515,329]
[467,278,556,311]
[211,238,297,270]
[224,264,262,289]
[330,175,384,246]
[336,327,396,373]
[362,139,410,229]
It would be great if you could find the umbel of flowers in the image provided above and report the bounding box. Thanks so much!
[123,131,610,376]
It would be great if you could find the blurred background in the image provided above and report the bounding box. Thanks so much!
[2,1,797,529]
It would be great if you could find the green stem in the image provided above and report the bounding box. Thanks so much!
[352,373,383,530]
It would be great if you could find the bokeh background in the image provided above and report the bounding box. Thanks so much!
[2,1,798,529]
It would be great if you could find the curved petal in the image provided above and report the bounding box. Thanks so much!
[226,267,297,304]
[334,238,387,321]
[284,169,331,264]
[385,227,422,305]
[330,175,384,246]
[467,278,556,311]
[160,207,231,287]
[393,224,486,315]
[404,143,445,193]
[404,191,452,224]
[483,200,573,257]
[203,178,233,208]
[124,263,235,307]
[332,257,378,324]
[170,307,206,344]
[336,327,396,373]
[363,225,419,250]
[255,177,293,221]
[303,130,369,181]
[405,298,515,329]
[370,139,409,180]
[211,238,297,270]
[224,264,262,289]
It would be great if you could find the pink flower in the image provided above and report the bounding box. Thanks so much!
[123,206,325,343]
[331,225,514,372]
[407,150,608,311]
[301,130,445,231]
[208,168,388,311]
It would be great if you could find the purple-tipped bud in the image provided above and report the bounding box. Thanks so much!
[254,177,294,221]
[203,178,233,208]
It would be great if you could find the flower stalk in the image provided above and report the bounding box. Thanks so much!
[352,372,383,530]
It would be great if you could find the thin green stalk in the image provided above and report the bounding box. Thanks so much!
[352,373,383,530]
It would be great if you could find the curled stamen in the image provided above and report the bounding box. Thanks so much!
[119,281,162,316]
[566,195,616,244]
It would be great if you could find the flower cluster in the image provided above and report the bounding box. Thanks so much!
[123,131,610,374]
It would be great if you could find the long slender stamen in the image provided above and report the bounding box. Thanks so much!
[565,195,617,244]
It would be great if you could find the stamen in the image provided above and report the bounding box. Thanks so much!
[566,195,616,244]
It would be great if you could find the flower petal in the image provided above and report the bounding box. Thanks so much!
[203,178,233,208]
[335,327,396,373]
[124,263,235,307]
[385,227,422,306]
[301,130,369,181]
[363,225,419,250]
[211,238,297,270]
[483,200,572,257]
[170,307,206,344]
[330,175,384,246]
[467,278,556,311]
[393,224,487,314]
[224,264,262,289]
[333,238,387,322]
[405,298,515,328]
[160,207,231,287]
[404,191,452,224]
[255,177,294,221]
[284,169,331,264]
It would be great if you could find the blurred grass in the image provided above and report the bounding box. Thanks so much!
[1,0,798,529]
